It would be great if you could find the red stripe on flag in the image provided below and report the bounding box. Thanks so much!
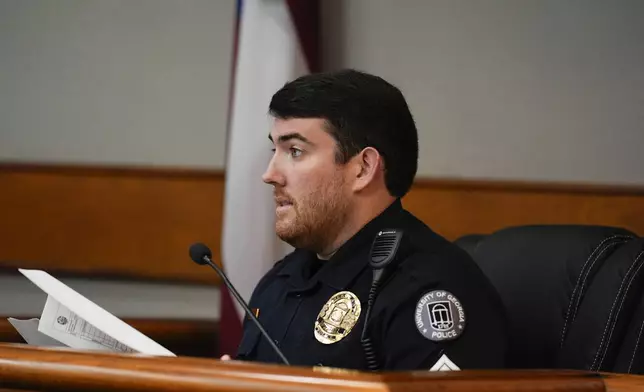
[218,285,243,356]
[286,0,321,72]
[218,0,244,358]
[219,0,321,359]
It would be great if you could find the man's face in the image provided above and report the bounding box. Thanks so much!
[262,118,352,253]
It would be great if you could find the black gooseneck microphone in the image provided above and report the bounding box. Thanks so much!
[188,242,290,365]
[361,229,404,371]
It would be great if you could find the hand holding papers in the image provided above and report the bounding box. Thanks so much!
[9,269,175,357]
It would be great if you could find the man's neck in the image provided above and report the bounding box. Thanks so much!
[316,195,397,260]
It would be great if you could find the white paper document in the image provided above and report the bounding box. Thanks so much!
[9,268,175,357]
[7,317,65,347]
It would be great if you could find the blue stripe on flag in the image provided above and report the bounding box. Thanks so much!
[237,0,243,18]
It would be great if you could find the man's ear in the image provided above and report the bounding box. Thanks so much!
[352,147,382,192]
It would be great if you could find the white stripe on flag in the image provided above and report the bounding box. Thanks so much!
[222,0,308,321]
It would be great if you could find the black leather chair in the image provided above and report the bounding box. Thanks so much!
[455,225,644,373]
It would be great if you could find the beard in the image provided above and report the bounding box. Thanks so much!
[274,175,350,254]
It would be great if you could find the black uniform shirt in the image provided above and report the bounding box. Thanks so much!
[236,199,508,370]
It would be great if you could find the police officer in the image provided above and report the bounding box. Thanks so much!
[232,69,508,371]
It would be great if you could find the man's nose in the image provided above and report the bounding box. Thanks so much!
[262,156,284,186]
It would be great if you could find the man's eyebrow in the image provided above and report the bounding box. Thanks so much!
[268,132,313,145]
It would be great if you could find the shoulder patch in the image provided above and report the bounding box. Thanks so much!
[415,290,466,342]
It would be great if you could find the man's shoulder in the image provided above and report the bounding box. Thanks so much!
[398,243,481,287]
[375,220,506,328]
[249,249,299,297]
[388,210,498,299]
[271,247,308,269]
[254,248,308,287]
[398,209,474,267]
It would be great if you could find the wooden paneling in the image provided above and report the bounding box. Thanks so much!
[403,178,644,241]
[0,163,224,284]
[2,163,644,284]
[0,318,218,358]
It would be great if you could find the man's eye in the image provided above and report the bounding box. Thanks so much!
[290,148,302,158]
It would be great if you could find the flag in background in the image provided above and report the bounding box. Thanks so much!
[219,0,319,356]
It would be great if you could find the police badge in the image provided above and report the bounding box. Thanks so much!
[415,290,466,342]
[314,291,361,344]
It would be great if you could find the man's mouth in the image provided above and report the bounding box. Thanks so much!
[275,198,293,208]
